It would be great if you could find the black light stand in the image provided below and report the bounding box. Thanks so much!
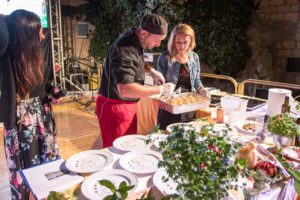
[66,57,100,110]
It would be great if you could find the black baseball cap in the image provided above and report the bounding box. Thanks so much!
[140,14,168,35]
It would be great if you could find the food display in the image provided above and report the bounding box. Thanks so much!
[235,120,260,135]
[237,141,281,179]
[157,92,210,114]
[242,122,256,132]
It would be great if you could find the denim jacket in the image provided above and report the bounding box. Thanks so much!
[156,51,203,91]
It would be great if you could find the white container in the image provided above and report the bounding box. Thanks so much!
[157,92,210,114]
[267,88,292,117]
[273,135,295,147]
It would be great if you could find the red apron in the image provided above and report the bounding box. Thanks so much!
[95,95,137,148]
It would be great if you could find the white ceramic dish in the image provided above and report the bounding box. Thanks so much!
[157,92,210,114]
[234,120,261,136]
[166,122,190,133]
[282,146,300,161]
[81,169,137,200]
[152,168,178,195]
[113,135,151,152]
[65,150,113,173]
[149,134,168,149]
[119,150,162,174]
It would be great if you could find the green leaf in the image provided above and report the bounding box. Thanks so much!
[119,190,128,200]
[119,186,135,196]
[294,179,300,195]
[287,168,300,182]
[119,181,127,189]
[103,195,115,200]
[99,180,116,192]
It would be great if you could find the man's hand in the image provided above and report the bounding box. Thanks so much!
[159,82,175,96]
[150,68,165,85]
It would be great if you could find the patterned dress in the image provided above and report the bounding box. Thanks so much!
[3,97,60,200]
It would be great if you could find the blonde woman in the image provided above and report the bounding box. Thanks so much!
[156,23,209,129]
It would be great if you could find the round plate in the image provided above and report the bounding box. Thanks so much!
[282,146,300,161]
[210,124,236,136]
[65,150,113,173]
[119,150,162,174]
[81,169,138,200]
[153,168,178,195]
[149,134,168,149]
[166,122,189,133]
[234,120,261,136]
[113,135,150,152]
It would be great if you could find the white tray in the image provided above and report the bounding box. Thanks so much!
[157,92,210,114]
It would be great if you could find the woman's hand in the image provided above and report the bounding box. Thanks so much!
[50,88,67,103]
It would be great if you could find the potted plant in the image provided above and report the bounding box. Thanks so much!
[267,113,299,146]
[158,124,241,199]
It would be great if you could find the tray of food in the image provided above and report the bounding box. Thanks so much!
[157,92,210,114]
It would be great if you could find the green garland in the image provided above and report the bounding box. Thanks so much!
[158,124,241,199]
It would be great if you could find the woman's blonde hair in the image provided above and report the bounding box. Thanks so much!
[167,23,196,62]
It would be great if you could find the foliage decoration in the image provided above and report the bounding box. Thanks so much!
[99,180,134,200]
[158,124,241,199]
[47,190,78,200]
[61,0,258,76]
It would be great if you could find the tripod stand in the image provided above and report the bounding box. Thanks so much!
[81,69,98,109]
[64,57,101,110]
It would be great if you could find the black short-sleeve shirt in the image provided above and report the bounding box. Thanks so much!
[99,28,145,101]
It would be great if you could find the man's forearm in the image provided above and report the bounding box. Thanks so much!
[117,83,160,98]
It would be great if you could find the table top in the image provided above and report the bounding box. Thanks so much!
[61,104,296,199]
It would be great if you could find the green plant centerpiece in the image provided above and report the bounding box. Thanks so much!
[158,124,241,199]
[267,113,299,146]
[267,113,299,137]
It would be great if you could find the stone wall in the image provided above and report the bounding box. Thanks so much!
[244,0,300,84]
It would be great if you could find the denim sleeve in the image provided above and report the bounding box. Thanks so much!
[194,52,203,89]
[156,52,168,78]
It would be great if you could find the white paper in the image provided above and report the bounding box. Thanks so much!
[21,158,84,200]
[267,88,292,117]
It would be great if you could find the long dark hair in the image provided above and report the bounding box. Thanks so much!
[6,9,44,98]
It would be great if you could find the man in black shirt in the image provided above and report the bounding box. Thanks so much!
[96,14,175,147]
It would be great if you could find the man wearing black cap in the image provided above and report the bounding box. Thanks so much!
[96,13,175,148]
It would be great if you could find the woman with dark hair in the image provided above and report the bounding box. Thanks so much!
[1,10,60,199]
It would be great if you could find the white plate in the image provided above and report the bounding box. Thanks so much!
[149,134,168,149]
[234,120,261,136]
[113,135,151,152]
[65,150,113,173]
[81,169,138,200]
[282,146,300,161]
[210,124,236,136]
[152,168,178,195]
[119,150,162,174]
[166,122,189,133]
